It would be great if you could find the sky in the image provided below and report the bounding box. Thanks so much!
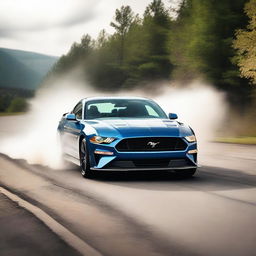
[0,0,177,56]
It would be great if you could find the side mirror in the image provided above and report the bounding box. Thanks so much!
[66,113,77,121]
[169,113,178,119]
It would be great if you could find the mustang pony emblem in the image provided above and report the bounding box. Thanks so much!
[147,141,160,148]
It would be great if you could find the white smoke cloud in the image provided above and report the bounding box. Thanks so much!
[154,82,227,149]
[0,74,226,168]
[0,72,97,168]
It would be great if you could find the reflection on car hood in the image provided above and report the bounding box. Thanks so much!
[84,118,192,138]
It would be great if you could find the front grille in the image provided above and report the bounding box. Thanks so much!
[115,137,187,152]
[106,158,193,169]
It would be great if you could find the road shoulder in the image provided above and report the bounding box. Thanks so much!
[0,191,82,256]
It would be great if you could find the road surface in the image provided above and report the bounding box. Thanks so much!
[0,115,255,256]
[0,192,81,256]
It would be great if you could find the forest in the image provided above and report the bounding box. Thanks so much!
[49,0,256,135]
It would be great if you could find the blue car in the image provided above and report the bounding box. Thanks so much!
[58,97,198,178]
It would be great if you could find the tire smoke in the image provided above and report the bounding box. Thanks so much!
[0,74,226,168]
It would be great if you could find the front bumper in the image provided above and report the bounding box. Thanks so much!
[91,166,197,171]
[87,136,197,171]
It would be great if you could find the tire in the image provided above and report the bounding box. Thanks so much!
[175,168,197,178]
[80,138,94,178]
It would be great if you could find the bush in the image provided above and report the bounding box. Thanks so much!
[7,97,28,112]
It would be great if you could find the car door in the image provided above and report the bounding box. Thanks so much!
[62,101,84,159]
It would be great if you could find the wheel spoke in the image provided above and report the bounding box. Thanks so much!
[80,141,85,154]
[80,140,87,168]
[79,139,92,178]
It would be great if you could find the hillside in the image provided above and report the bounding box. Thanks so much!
[0,48,58,90]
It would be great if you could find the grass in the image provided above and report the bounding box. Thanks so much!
[0,112,25,116]
[215,137,256,145]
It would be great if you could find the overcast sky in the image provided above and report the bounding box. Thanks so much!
[0,0,178,56]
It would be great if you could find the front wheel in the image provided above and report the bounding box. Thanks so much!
[80,138,94,179]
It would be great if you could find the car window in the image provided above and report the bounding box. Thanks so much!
[85,99,167,119]
[73,102,83,119]
[90,103,115,113]
[145,105,159,117]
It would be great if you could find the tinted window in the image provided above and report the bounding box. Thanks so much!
[85,99,167,119]
[73,102,83,119]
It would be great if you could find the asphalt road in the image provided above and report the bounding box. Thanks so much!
[0,193,81,256]
[0,115,255,256]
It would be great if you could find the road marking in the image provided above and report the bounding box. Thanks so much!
[0,186,102,256]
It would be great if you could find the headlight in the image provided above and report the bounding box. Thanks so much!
[185,135,197,142]
[89,136,116,144]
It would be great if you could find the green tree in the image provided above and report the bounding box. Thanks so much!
[52,34,94,74]
[233,0,256,84]
[142,0,172,79]
[233,0,256,134]
[86,32,128,90]
[96,29,109,48]
[110,6,134,65]
[170,0,250,106]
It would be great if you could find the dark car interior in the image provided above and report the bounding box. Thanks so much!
[86,101,157,119]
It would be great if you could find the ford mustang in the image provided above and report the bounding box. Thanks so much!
[57,97,198,178]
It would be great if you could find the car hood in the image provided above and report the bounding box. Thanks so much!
[83,118,192,138]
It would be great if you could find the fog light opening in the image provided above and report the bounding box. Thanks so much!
[94,150,114,155]
[188,149,198,154]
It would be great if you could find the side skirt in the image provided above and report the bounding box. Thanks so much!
[63,154,80,166]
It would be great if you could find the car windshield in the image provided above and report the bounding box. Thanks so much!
[85,99,167,119]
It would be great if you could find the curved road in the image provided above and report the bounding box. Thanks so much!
[0,115,255,256]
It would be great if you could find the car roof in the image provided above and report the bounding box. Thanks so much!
[82,96,152,103]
